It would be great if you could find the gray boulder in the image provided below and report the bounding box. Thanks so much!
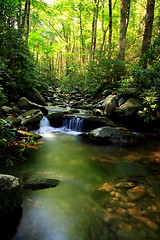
[88,126,144,145]
[26,88,47,106]
[17,97,48,115]
[0,174,22,215]
[83,116,117,132]
[102,94,117,115]
[115,98,141,117]
[18,109,43,130]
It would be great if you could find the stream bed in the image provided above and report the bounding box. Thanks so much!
[1,125,160,240]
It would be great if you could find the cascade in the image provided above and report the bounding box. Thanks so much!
[40,116,50,127]
[34,116,55,136]
[63,117,84,132]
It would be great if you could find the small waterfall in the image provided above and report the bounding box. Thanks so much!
[33,117,56,137]
[40,116,50,128]
[63,117,84,132]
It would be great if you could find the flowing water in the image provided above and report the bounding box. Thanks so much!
[1,117,160,240]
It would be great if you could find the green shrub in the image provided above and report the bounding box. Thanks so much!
[86,57,126,90]
[0,28,47,100]
[0,119,16,141]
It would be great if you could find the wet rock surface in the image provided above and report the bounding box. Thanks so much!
[88,126,145,145]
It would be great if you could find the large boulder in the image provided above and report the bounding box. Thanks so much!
[115,98,141,117]
[102,94,117,115]
[0,174,22,215]
[0,174,22,239]
[83,116,117,132]
[26,88,47,106]
[18,109,43,131]
[88,126,145,145]
[47,112,65,127]
[17,97,48,116]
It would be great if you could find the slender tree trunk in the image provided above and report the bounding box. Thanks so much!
[79,2,85,64]
[20,0,30,42]
[90,0,100,61]
[119,0,130,61]
[101,0,117,54]
[101,0,107,52]
[108,0,112,57]
[26,0,31,44]
[17,0,22,29]
[140,0,155,68]
[21,0,28,30]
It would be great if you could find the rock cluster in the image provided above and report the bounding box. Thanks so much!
[93,174,160,240]
[0,86,149,145]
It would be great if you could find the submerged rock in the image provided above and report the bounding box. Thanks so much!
[23,178,60,190]
[88,126,145,145]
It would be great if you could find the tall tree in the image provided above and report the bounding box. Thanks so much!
[108,0,112,57]
[78,1,85,65]
[119,0,130,61]
[140,0,155,68]
[90,0,100,61]
[101,0,117,55]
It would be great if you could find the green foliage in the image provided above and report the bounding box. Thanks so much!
[132,67,160,90]
[140,87,159,121]
[0,27,48,100]
[118,59,160,122]
[0,119,16,141]
[0,82,7,107]
[147,36,160,69]
[85,57,126,91]
[59,65,85,93]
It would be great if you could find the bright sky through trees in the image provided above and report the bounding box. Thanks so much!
[43,0,55,5]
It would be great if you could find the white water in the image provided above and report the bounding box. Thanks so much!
[63,117,84,132]
[33,116,83,137]
[33,117,62,138]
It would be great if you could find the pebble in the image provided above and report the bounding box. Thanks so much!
[127,185,148,201]
[115,181,136,189]
[98,183,113,192]
[135,216,159,231]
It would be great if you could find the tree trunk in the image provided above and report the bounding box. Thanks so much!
[140,0,155,68]
[90,0,100,61]
[119,0,130,61]
[26,0,31,44]
[101,0,117,54]
[20,0,31,42]
[79,2,85,65]
[108,0,112,57]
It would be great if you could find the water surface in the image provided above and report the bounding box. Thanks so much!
[1,128,160,240]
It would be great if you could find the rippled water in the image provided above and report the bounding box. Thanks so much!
[1,121,160,240]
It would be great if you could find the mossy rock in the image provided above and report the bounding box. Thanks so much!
[0,174,22,215]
